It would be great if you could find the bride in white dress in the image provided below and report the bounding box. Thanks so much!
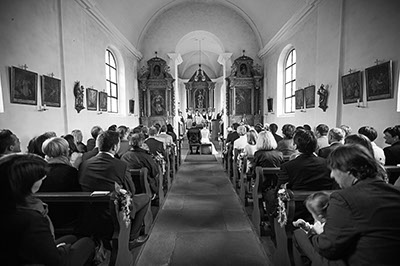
[200,124,218,155]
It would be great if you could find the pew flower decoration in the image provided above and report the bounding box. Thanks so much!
[114,182,132,228]
[277,183,290,227]
[154,151,166,174]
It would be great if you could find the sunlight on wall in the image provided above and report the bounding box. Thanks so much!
[0,74,4,113]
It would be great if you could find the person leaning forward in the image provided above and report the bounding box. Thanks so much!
[79,130,150,250]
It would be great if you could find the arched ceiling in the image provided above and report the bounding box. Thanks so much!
[92,0,306,78]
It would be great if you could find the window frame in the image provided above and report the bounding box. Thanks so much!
[284,49,296,114]
[105,49,118,113]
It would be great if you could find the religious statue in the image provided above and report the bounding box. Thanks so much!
[318,84,328,112]
[73,81,85,113]
[197,91,204,109]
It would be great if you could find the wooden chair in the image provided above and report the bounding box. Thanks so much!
[129,168,153,234]
[252,166,281,236]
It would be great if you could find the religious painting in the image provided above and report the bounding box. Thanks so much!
[41,75,61,107]
[150,89,165,116]
[235,88,251,115]
[239,63,248,76]
[10,66,38,105]
[267,98,273,113]
[99,91,108,111]
[341,71,362,104]
[304,85,315,108]
[86,88,98,111]
[129,99,134,114]
[295,89,304,110]
[365,61,393,101]
[194,88,207,110]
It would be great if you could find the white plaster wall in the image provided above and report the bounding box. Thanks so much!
[0,0,140,151]
[263,0,400,147]
[138,2,261,72]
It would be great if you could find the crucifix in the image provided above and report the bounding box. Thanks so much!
[48,73,54,78]
[374,59,380,65]
[20,64,28,70]
[348,68,353,74]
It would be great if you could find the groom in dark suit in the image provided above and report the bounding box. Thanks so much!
[79,130,150,249]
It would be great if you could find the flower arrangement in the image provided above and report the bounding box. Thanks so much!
[277,183,290,227]
[113,182,132,228]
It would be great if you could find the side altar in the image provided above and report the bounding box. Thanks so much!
[226,54,263,126]
[138,55,175,126]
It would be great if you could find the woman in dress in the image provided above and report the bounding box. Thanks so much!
[199,123,218,155]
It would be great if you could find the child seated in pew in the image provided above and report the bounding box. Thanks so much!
[293,191,329,235]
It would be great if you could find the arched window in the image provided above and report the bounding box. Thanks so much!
[105,49,118,113]
[284,49,296,113]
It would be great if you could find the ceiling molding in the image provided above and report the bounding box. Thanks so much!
[258,0,321,58]
[75,0,142,60]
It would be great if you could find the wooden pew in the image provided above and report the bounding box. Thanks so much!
[252,166,281,236]
[36,192,131,266]
[232,148,242,188]
[273,189,336,266]
[238,156,248,204]
[129,168,153,234]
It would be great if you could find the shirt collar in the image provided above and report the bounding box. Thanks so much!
[99,151,114,158]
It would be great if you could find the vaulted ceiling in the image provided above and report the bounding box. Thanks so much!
[93,0,306,78]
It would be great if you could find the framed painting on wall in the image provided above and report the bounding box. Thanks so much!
[341,71,362,104]
[99,91,108,111]
[150,89,165,116]
[10,66,38,105]
[365,60,393,101]
[235,87,251,115]
[295,89,304,110]
[304,85,315,108]
[129,99,135,114]
[41,75,61,107]
[86,88,98,111]
[267,98,273,113]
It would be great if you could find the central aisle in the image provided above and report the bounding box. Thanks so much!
[135,152,271,266]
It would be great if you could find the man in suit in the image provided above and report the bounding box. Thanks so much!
[145,126,166,158]
[315,124,329,151]
[383,125,400,166]
[277,129,337,221]
[294,145,400,265]
[187,122,201,154]
[79,130,150,249]
[318,127,344,158]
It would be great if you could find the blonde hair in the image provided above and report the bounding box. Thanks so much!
[42,137,69,158]
[237,125,247,136]
[256,131,277,150]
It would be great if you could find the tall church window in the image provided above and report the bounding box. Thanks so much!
[284,49,296,113]
[105,49,118,113]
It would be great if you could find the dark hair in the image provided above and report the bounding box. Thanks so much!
[108,124,117,131]
[294,129,317,154]
[303,124,312,131]
[117,125,128,139]
[316,124,329,136]
[97,130,120,152]
[166,124,174,133]
[148,126,158,136]
[269,123,278,134]
[383,125,400,138]
[0,154,48,210]
[345,134,374,157]
[232,123,240,130]
[282,124,296,139]
[91,126,103,140]
[327,144,379,180]
[0,129,15,154]
[358,126,378,142]
[28,134,51,158]
[160,125,167,133]
[63,134,79,154]
[254,124,263,133]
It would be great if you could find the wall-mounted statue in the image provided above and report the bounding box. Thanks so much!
[318,84,328,112]
[73,81,85,113]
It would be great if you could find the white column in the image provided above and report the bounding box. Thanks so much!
[217,53,232,138]
[167,53,183,130]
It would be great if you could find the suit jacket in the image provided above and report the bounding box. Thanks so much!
[81,147,99,162]
[145,137,166,158]
[187,127,201,144]
[226,131,239,144]
[278,153,336,221]
[39,163,81,228]
[384,141,400,166]
[311,178,400,265]
[78,153,135,240]
[254,149,284,188]
[318,142,342,158]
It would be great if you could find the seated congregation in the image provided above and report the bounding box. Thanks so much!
[0,123,179,265]
[223,122,400,265]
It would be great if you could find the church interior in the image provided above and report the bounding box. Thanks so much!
[1,0,400,265]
